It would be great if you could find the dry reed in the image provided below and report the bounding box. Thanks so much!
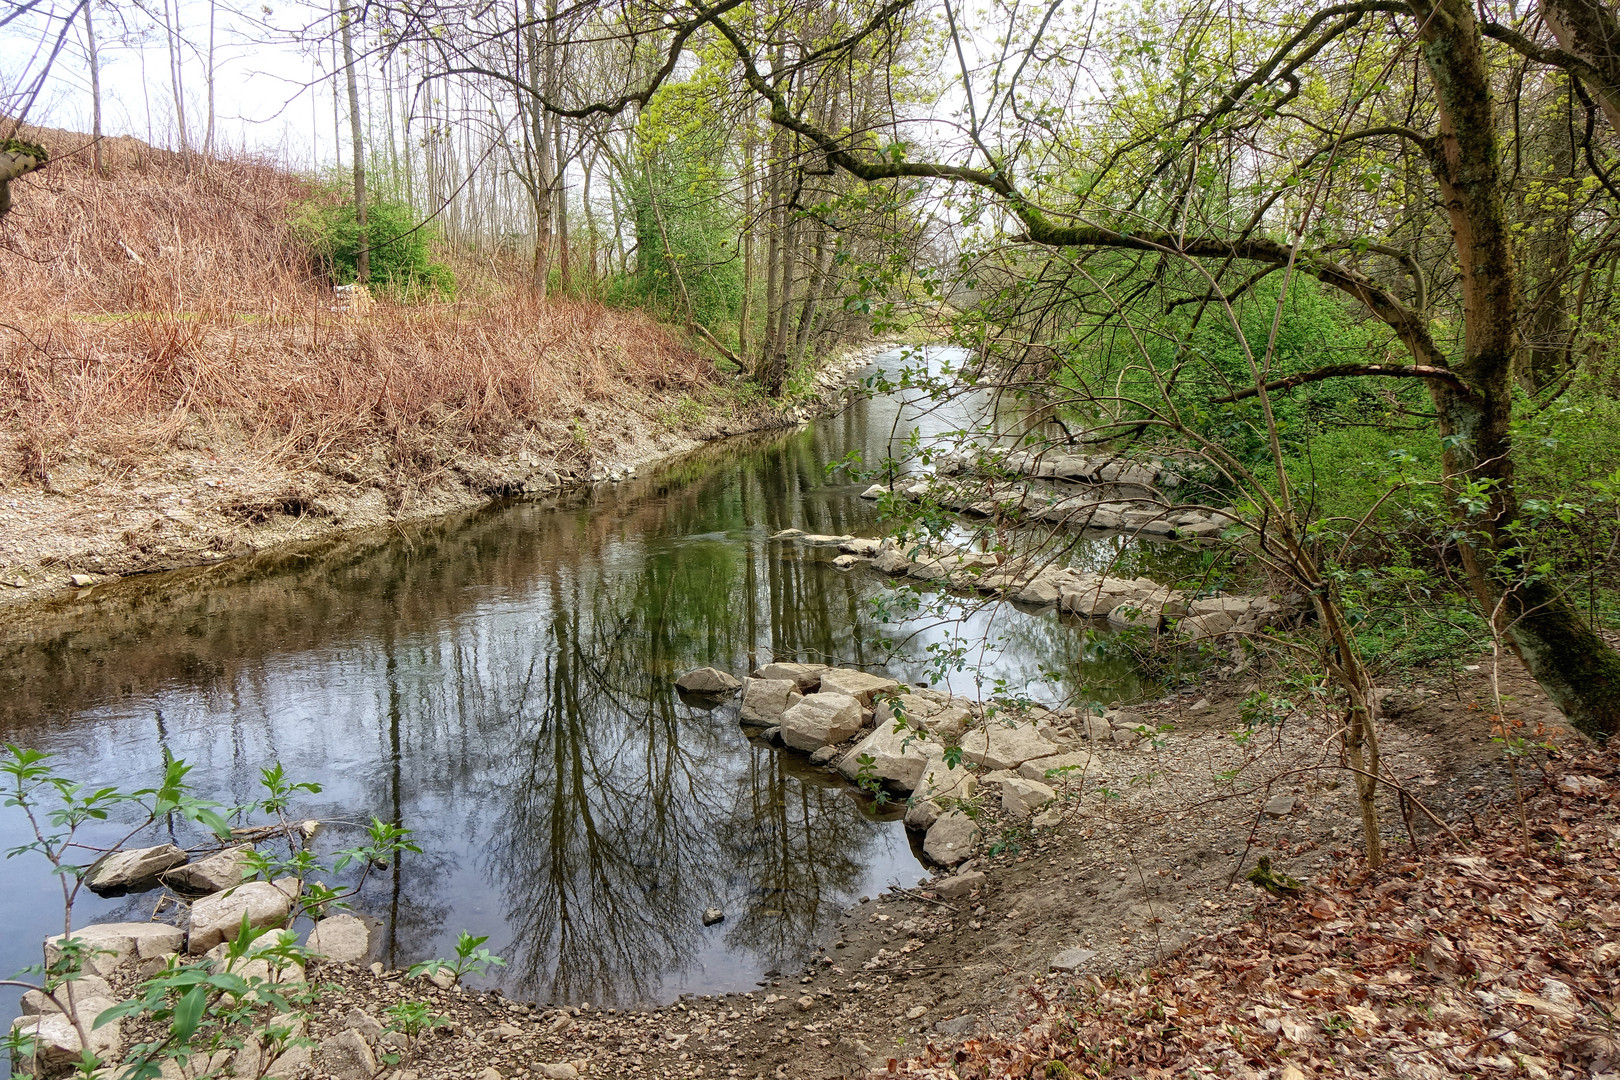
[0,125,715,486]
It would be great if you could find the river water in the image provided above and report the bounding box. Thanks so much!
[0,346,1191,1024]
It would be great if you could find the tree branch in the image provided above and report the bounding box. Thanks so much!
[1210,363,1476,403]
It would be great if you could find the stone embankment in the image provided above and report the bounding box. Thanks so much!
[864,445,1237,542]
[10,837,452,1080]
[767,530,1299,640]
[679,661,1175,879]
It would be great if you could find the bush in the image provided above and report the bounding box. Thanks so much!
[295,194,456,300]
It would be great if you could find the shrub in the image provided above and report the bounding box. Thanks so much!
[295,194,456,300]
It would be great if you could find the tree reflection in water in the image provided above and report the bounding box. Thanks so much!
[0,346,1197,1013]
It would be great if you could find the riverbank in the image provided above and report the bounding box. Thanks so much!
[104,647,1577,1080]
[0,336,886,615]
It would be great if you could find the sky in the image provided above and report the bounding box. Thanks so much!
[6,0,359,170]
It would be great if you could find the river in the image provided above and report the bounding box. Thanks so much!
[0,345,1193,1027]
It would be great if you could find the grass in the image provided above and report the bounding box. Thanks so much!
[0,124,719,488]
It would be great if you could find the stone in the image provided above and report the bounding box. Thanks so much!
[69,574,95,587]
[46,922,185,975]
[839,537,882,556]
[264,1044,312,1078]
[1049,947,1098,974]
[188,881,296,954]
[934,1015,976,1035]
[163,847,254,894]
[923,811,981,866]
[1059,586,1123,617]
[1001,778,1056,820]
[808,745,840,765]
[780,693,865,751]
[205,941,306,987]
[1018,752,1097,784]
[769,529,804,540]
[837,722,937,792]
[87,843,189,893]
[702,908,724,926]
[1013,575,1063,606]
[19,976,114,1015]
[816,669,900,705]
[761,725,784,746]
[1112,726,1141,747]
[477,1070,504,1080]
[904,799,942,831]
[1107,601,1163,631]
[317,1028,376,1080]
[916,751,976,802]
[873,548,912,574]
[306,914,370,963]
[1264,795,1298,818]
[343,1007,385,1044]
[796,995,815,1011]
[1177,611,1236,639]
[1078,715,1112,742]
[753,662,828,691]
[832,554,860,569]
[934,871,985,900]
[1188,595,1251,616]
[801,533,854,545]
[675,667,741,694]
[231,1034,265,1078]
[905,1005,929,1020]
[533,1066,579,1080]
[1032,808,1064,828]
[958,723,1060,770]
[739,677,800,723]
[859,484,888,499]
[10,1001,123,1072]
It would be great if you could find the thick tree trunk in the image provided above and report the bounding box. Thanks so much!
[1418,0,1620,739]
[1541,0,1620,136]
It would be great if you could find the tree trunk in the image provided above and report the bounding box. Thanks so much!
[1417,0,1620,739]
[84,3,104,177]
[339,0,369,284]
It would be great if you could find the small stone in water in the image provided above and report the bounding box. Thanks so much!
[702,907,724,926]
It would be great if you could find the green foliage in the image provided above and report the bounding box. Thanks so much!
[611,134,743,332]
[295,194,456,300]
[407,932,506,985]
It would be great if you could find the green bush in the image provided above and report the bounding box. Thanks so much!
[295,194,456,300]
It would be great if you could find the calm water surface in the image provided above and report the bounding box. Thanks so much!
[0,347,1188,1027]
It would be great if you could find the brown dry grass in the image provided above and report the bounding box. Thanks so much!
[0,125,715,487]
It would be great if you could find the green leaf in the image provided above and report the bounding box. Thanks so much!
[171,985,207,1043]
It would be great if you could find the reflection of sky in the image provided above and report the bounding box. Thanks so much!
[0,347,1178,1030]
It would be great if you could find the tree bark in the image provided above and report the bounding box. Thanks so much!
[339,0,369,284]
[84,3,104,177]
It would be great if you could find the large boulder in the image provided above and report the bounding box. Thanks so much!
[1107,600,1164,631]
[873,548,912,574]
[1013,575,1063,606]
[816,669,900,705]
[305,914,370,963]
[86,843,188,893]
[922,811,981,866]
[1176,611,1236,640]
[1018,751,1098,784]
[675,667,742,694]
[188,881,298,954]
[916,750,976,802]
[1059,587,1123,617]
[46,922,184,976]
[753,663,828,691]
[739,678,801,723]
[19,976,114,1016]
[1189,595,1251,616]
[10,999,122,1073]
[837,723,938,793]
[958,723,1063,770]
[780,693,865,751]
[1001,777,1056,820]
[163,847,254,894]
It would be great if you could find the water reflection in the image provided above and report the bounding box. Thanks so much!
[0,347,1185,1018]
